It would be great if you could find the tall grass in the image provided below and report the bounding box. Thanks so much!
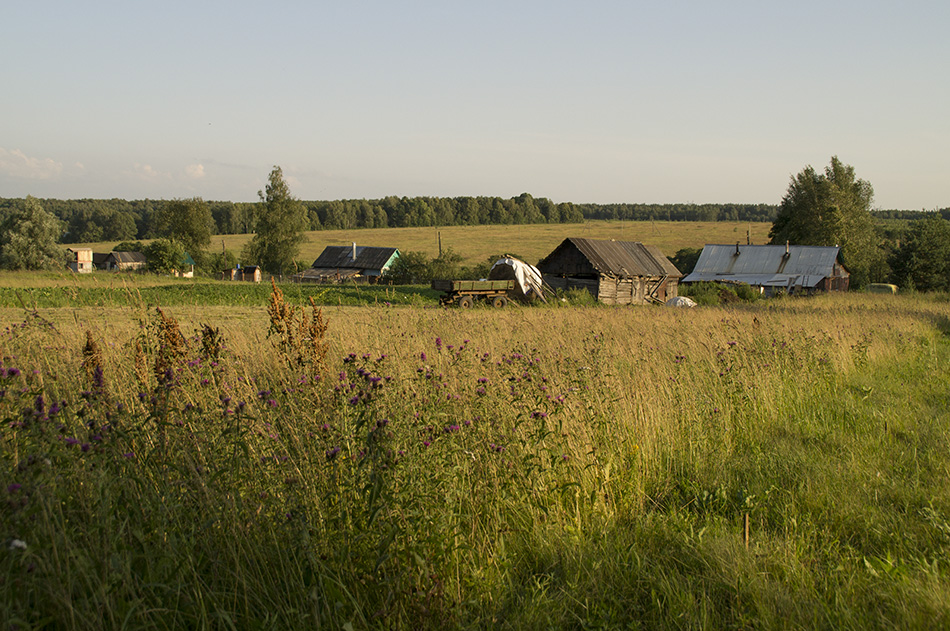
[2,293,949,629]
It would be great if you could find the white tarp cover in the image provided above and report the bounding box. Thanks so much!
[489,258,546,302]
[666,296,697,308]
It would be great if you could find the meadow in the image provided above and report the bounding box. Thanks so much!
[75,219,773,268]
[2,285,949,629]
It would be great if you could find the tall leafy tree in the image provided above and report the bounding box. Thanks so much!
[769,156,882,287]
[143,238,186,275]
[888,216,950,291]
[156,197,213,256]
[244,166,308,275]
[0,196,64,270]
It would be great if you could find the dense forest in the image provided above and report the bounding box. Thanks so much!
[0,195,944,244]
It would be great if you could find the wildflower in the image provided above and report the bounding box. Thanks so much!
[435,337,442,349]
[81,443,91,452]
[7,483,21,493]
[9,540,27,551]
[326,446,341,461]
[267,399,278,408]
[420,351,427,361]
[122,452,135,459]
[64,437,80,446]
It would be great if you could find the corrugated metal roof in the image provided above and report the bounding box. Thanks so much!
[540,238,682,278]
[682,244,844,285]
[312,245,399,272]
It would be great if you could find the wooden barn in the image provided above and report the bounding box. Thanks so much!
[537,238,682,304]
[99,251,147,272]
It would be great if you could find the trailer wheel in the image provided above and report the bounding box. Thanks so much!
[492,295,508,308]
[458,295,474,309]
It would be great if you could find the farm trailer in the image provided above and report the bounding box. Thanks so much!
[431,279,515,308]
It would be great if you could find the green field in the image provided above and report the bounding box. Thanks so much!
[2,286,949,629]
[75,219,773,267]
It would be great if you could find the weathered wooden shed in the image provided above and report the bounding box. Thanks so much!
[223,266,262,282]
[292,243,399,284]
[537,238,682,304]
[101,251,147,272]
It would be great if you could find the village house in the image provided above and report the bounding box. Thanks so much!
[172,253,196,278]
[67,248,94,274]
[681,244,849,295]
[292,243,400,283]
[537,238,682,305]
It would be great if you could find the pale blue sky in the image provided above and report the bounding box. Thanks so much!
[1,1,947,209]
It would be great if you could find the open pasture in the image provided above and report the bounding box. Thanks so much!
[2,292,949,629]
[75,219,772,267]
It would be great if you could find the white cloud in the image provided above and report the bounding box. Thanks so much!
[132,163,167,180]
[0,148,63,180]
[185,163,206,179]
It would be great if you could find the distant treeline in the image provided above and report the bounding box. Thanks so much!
[1,196,945,245]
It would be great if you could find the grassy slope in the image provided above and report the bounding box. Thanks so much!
[73,219,772,267]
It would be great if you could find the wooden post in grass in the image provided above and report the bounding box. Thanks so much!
[744,513,750,548]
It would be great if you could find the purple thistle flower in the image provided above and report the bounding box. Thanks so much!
[326,446,341,461]
[64,437,80,446]
[7,483,21,493]
[420,351,427,361]
[81,443,91,452]
[435,337,442,349]
[92,366,105,391]
[267,399,278,408]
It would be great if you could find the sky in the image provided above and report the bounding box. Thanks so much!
[1,1,947,209]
